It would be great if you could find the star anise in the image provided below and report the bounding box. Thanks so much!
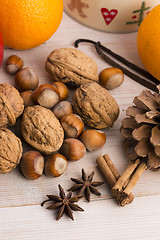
[41,184,84,221]
[68,169,104,202]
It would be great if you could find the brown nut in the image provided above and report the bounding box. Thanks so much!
[61,114,84,138]
[5,55,24,75]
[46,48,98,87]
[21,90,34,108]
[21,105,64,155]
[15,67,39,91]
[21,151,44,180]
[33,84,60,108]
[0,128,23,173]
[73,82,119,129]
[0,83,24,128]
[99,68,124,90]
[44,153,67,177]
[52,82,69,100]
[60,138,86,161]
[81,129,106,151]
[52,101,73,119]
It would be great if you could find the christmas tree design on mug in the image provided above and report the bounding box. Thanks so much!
[126,1,151,26]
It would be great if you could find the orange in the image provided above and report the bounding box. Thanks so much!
[137,4,160,80]
[0,0,63,50]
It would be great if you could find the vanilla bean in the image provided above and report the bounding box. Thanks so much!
[75,39,159,92]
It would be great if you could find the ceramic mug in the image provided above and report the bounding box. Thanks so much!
[63,0,160,33]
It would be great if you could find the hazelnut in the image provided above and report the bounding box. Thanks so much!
[33,84,60,108]
[44,153,67,177]
[15,67,39,91]
[99,68,124,90]
[60,114,84,138]
[21,151,44,180]
[60,138,86,161]
[21,90,34,108]
[52,82,69,100]
[52,101,73,119]
[81,129,106,151]
[5,55,24,74]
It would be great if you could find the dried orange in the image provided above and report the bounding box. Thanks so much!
[0,0,63,50]
[137,4,160,80]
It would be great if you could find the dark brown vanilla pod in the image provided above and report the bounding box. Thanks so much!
[75,39,159,92]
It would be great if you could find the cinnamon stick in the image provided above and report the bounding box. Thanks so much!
[112,159,147,206]
[96,154,134,206]
[124,162,147,195]
[96,155,117,188]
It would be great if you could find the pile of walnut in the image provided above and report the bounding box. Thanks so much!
[1,49,122,180]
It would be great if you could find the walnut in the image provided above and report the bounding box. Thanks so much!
[45,48,98,87]
[21,105,64,155]
[0,128,22,173]
[73,82,119,129]
[0,83,24,128]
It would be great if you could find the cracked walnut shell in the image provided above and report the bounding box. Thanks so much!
[0,128,22,173]
[45,48,98,87]
[73,82,119,129]
[0,83,24,128]
[21,105,64,155]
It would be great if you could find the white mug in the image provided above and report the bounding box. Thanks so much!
[63,0,160,33]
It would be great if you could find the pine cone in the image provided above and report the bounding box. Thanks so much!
[120,88,160,171]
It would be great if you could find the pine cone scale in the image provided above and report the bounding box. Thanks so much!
[121,87,160,171]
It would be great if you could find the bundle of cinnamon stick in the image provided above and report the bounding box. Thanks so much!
[96,154,147,206]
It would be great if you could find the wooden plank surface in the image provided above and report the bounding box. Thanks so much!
[0,11,160,239]
[1,195,160,240]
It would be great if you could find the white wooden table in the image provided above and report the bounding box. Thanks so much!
[1,11,160,240]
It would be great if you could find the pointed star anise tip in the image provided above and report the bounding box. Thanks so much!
[69,169,103,201]
[41,185,83,221]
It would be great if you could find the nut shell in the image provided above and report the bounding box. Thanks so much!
[60,138,86,161]
[0,83,24,127]
[61,114,84,138]
[99,68,124,90]
[73,82,119,129]
[52,82,69,100]
[46,48,98,87]
[44,153,67,177]
[21,151,44,180]
[32,84,60,108]
[21,105,64,155]
[0,128,23,173]
[15,67,39,91]
[52,101,73,120]
[21,90,34,108]
[81,129,106,151]
[5,55,24,74]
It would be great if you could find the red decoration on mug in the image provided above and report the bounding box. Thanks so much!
[101,8,118,25]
